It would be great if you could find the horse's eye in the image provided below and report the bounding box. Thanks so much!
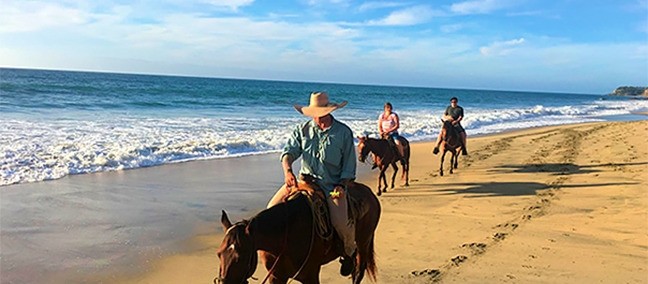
[228,244,236,251]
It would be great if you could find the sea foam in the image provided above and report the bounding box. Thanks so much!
[2,99,646,186]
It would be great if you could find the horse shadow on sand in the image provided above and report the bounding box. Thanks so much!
[489,161,648,176]
[435,181,638,198]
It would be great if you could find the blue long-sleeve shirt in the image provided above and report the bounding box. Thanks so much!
[281,117,356,191]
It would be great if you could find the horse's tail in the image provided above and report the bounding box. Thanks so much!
[365,234,377,282]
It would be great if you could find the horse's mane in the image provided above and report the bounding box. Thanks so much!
[247,194,310,240]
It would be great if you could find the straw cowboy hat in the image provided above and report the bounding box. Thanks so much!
[294,92,348,118]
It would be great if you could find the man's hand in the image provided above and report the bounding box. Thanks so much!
[284,169,297,189]
[330,185,345,199]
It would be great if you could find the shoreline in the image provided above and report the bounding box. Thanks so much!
[2,119,647,283]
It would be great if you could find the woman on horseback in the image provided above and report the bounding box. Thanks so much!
[378,102,404,159]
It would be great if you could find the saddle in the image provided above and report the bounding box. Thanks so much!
[284,175,361,241]
[381,134,404,161]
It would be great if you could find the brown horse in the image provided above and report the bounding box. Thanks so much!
[438,120,464,176]
[215,182,381,284]
[357,136,410,196]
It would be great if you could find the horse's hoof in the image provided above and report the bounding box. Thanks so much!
[377,191,382,196]
[404,183,409,187]
[440,171,444,176]
[382,189,387,193]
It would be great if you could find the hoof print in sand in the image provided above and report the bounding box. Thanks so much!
[450,255,468,266]
[493,232,508,241]
[494,223,519,230]
[462,242,487,254]
[411,268,441,278]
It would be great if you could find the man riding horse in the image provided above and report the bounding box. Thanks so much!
[434,97,468,156]
[267,91,358,277]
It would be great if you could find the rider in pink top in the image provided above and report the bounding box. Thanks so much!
[378,102,404,159]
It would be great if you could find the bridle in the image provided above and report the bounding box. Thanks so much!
[357,138,373,164]
[214,223,258,284]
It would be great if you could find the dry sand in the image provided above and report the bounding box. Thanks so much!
[119,120,648,283]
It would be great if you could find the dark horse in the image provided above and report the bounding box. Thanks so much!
[357,136,410,196]
[438,120,464,176]
[215,182,381,284]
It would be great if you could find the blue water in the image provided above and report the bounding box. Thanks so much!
[2,67,646,186]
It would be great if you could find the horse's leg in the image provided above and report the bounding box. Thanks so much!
[449,150,455,174]
[380,167,388,193]
[390,163,398,189]
[376,167,384,196]
[454,149,459,169]
[440,149,446,176]
[404,161,410,187]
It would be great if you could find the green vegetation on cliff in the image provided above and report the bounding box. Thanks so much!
[609,86,648,97]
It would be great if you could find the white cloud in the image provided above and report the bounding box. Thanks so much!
[480,38,525,56]
[440,24,463,33]
[358,1,408,12]
[0,1,90,33]
[367,5,441,26]
[304,0,351,7]
[204,0,254,10]
[450,0,508,15]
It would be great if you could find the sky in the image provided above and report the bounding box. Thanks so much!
[1,0,647,94]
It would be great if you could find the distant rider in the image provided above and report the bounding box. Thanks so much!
[433,97,468,155]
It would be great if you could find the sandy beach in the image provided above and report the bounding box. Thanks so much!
[102,120,646,284]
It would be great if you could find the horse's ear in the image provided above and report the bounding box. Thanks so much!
[221,210,232,232]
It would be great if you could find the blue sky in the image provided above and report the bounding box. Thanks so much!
[1,0,646,94]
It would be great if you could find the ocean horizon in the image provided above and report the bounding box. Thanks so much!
[2,67,647,186]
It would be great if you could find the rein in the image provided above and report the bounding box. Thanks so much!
[261,194,316,284]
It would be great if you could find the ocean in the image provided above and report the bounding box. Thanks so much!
[2,67,647,186]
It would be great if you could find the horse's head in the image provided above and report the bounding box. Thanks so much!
[440,119,452,135]
[440,119,459,142]
[357,136,370,163]
[214,210,258,284]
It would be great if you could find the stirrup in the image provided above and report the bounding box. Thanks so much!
[433,147,439,155]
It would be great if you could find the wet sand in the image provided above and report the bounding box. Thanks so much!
[2,121,647,283]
